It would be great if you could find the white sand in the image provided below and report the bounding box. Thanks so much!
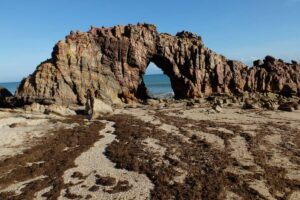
[1,104,299,199]
[58,120,154,200]
[34,186,53,200]
[0,109,75,160]
[248,180,276,200]
[0,176,47,195]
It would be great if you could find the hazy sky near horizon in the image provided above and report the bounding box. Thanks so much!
[0,0,300,82]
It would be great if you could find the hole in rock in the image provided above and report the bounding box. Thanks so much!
[143,62,174,99]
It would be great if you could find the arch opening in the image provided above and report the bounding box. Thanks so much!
[143,62,174,99]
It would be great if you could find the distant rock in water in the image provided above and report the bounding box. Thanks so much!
[0,87,13,107]
[15,23,300,106]
[0,87,12,98]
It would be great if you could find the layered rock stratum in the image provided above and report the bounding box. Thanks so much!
[15,23,300,105]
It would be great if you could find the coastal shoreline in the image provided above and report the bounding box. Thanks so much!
[0,99,299,200]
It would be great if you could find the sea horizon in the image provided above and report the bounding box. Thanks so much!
[0,73,173,96]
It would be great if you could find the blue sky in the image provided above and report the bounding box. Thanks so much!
[0,0,300,82]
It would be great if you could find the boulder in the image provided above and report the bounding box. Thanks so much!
[186,101,195,107]
[253,60,263,66]
[264,55,276,63]
[24,102,76,116]
[9,122,28,128]
[44,104,76,116]
[146,99,160,106]
[212,105,222,113]
[24,103,46,113]
[281,84,298,97]
[85,90,113,119]
[0,87,12,98]
[278,102,298,112]
[262,101,276,110]
[0,87,13,107]
[87,99,113,119]
[242,99,260,109]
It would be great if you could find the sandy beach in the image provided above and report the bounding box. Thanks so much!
[1,1,300,199]
[0,101,299,200]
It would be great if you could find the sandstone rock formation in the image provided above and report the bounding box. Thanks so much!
[85,90,113,119]
[23,103,76,116]
[15,23,300,106]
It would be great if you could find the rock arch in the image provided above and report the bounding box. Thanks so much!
[16,23,300,105]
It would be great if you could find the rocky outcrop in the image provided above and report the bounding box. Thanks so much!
[16,23,300,106]
[0,87,12,99]
[24,103,76,116]
[85,90,113,119]
[0,87,13,107]
[246,56,300,97]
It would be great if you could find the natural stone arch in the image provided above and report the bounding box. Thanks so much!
[15,23,300,106]
[149,54,193,99]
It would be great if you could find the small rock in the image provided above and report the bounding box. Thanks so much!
[253,59,263,66]
[262,101,275,110]
[88,185,99,192]
[186,101,195,107]
[207,109,217,114]
[242,99,259,109]
[125,103,138,109]
[146,99,159,106]
[213,105,222,113]
[223,98,230,104]
[232,97,239,104]
[278,104,294,112]
[278,102,298,112]
[95,176,116,186]
[194,98,205,104]
[45,104,76,116]
[266,92,277,100]
[157,103,166,109]
[24,103,46,113]
[264,55,276,63]
[215,99,223,107]
[9,122,27,128]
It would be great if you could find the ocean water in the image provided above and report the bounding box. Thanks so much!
[143,74,173,98]
[0,74,173,97]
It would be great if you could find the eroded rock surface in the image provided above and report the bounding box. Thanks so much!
[16,23,300,105]
[0,88,13,107]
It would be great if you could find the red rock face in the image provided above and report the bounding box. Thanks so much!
[245,56,300,97]
[16,24,300,105]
